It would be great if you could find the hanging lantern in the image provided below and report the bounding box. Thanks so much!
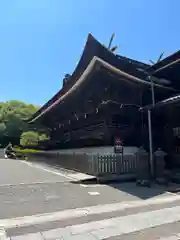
[75,114,78,120]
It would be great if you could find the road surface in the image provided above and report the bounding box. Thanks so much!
[0,155,180,239]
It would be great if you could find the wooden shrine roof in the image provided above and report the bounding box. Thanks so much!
[29,57,174,123]
[29,34,176,123]
[140,94,180,111]
[150,50,180,88]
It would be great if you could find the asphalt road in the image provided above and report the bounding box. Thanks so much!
[1,152,179,239]
[0,156,173,221]
[0,158,133,219]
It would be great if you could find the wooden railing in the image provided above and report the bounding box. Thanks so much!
[26,151,138,177]
[92,154,137,175]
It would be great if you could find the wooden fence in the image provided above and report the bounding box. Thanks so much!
[27,151,138,177]
[91,154,137,175]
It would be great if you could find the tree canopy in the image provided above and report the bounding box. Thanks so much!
[20,131,49,147]
[0,100,48,147]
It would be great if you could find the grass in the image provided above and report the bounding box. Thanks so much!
[13,147,40,154]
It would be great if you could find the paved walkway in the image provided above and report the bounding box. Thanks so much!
[1,156,180,239]
[3,194,180,239]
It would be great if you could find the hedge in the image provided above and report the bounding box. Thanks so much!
[13,147,40,154]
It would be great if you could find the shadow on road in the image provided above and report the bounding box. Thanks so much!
[71,178,180,200]
[107,182,167,199]
[23,157,180,200]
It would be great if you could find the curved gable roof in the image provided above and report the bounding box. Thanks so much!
[29,34,173,123]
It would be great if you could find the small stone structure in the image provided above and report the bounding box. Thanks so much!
[0,149,4,158]
[136,147,150,187]
[154,148,167,184]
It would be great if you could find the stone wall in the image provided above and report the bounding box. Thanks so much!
[0,149,4,158]
[27,151,138,177]
[49,146,139,155]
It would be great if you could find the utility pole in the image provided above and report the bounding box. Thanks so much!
[148,75,155,107]
[148,75,155,178]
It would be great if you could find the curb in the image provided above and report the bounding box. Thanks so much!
[0,228,9,240]
[97,174,136,184]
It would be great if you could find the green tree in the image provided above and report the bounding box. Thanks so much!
[39,133,49,142]
[0,122,6,133]
[0,100,40,146]
[20,131,49,147]
[0,122,6,147]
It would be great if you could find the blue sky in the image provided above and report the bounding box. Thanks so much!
[0,0,179,105]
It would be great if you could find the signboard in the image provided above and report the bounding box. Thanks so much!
[114,137,123,154]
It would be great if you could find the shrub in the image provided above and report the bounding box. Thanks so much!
[20,131,49,148]
[20,131,39,147]
[13,147,40,153]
